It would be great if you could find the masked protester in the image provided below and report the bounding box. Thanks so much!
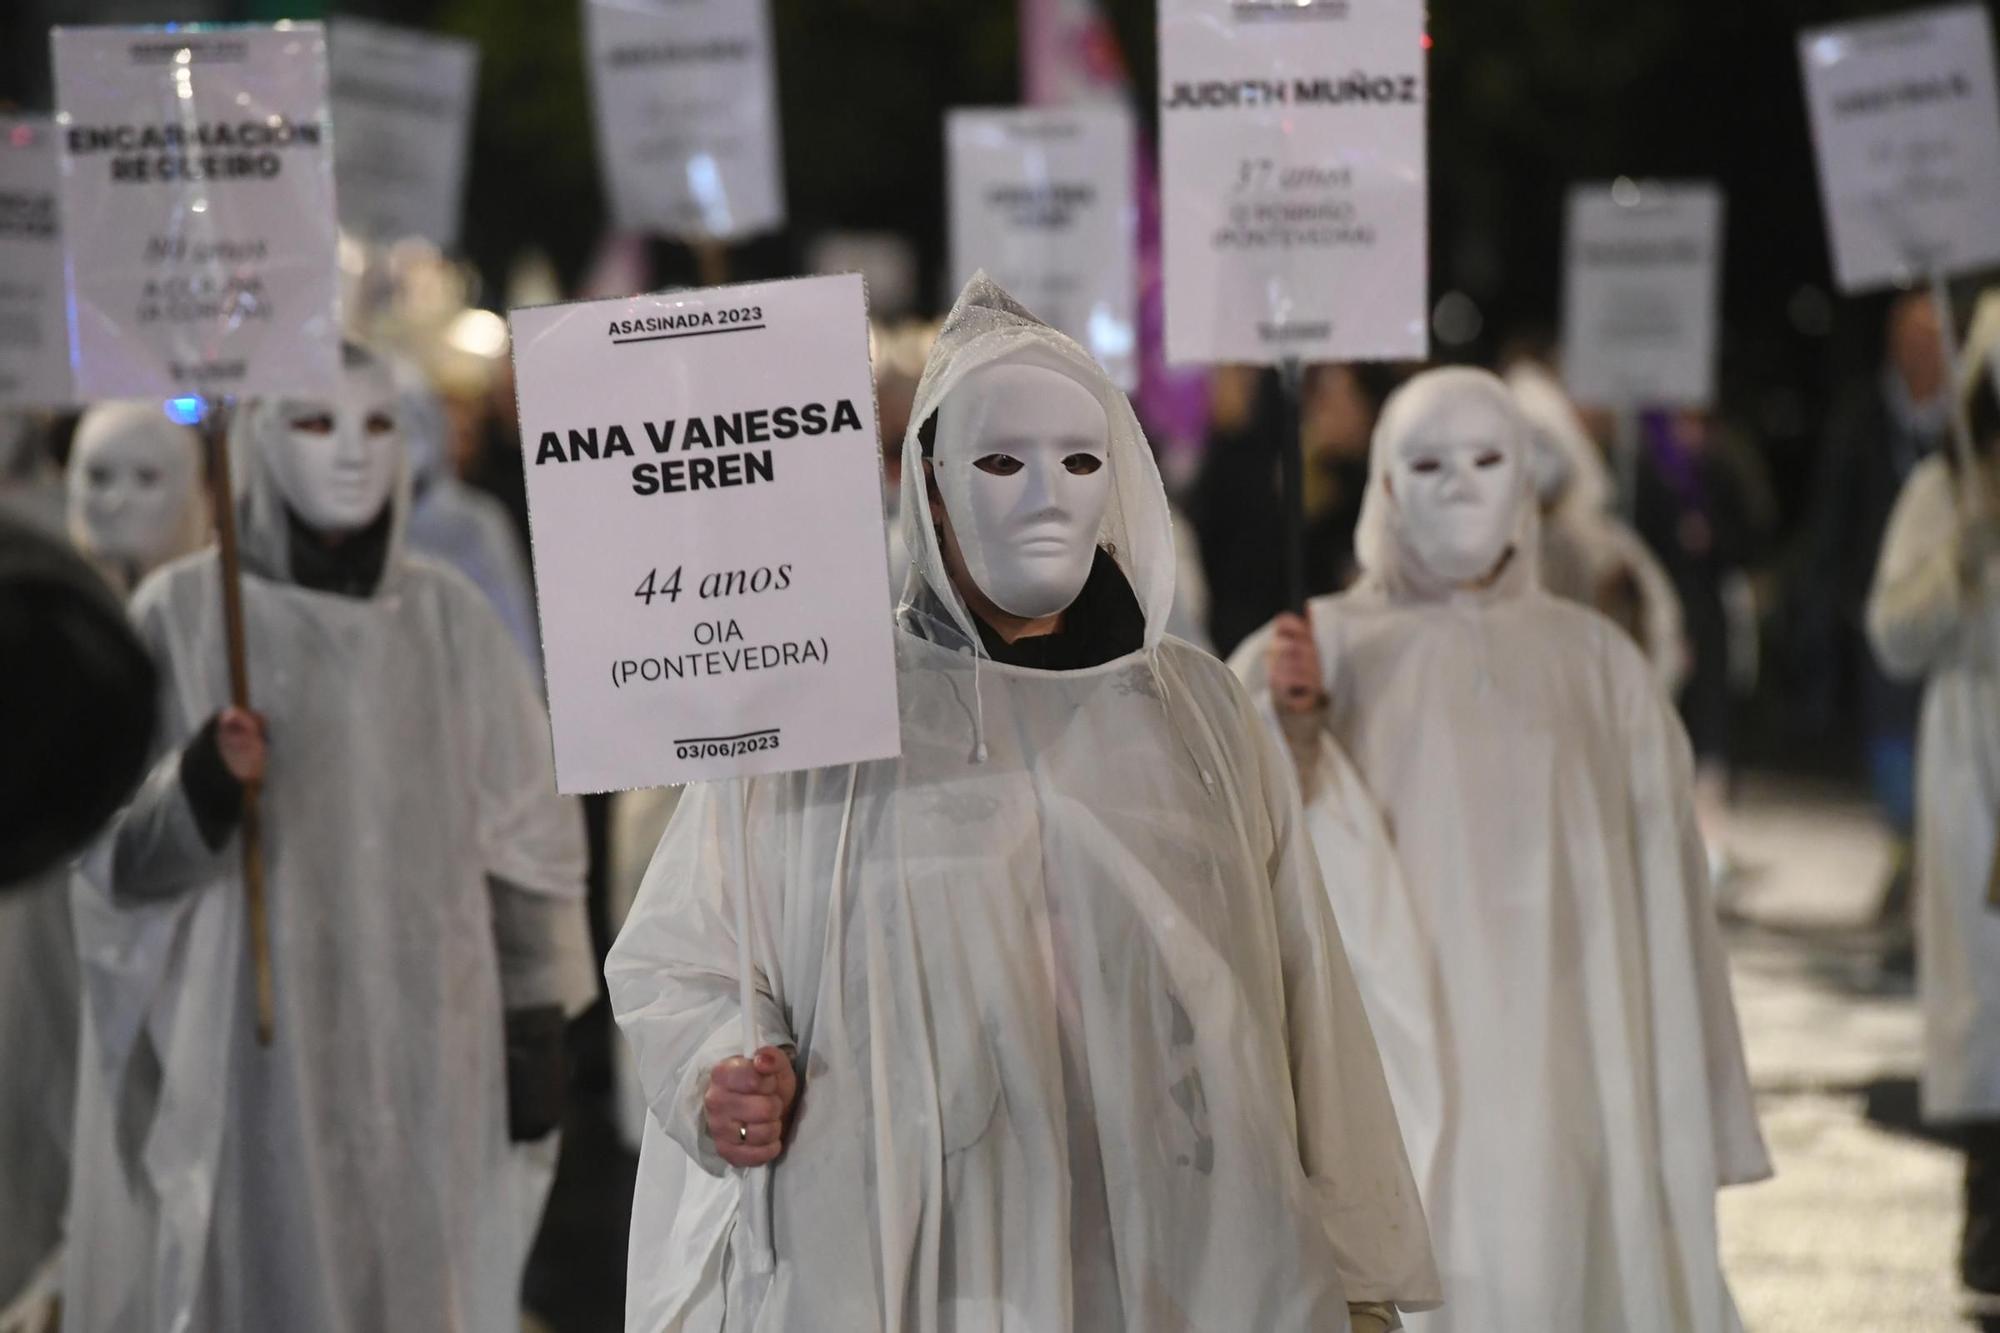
[609,275,1438,1333]
[1507,359,1689,695]
[63,343,595,1333]
[392,356,542,678]
[0,405,214,1331]
[1868,290,2000,1306]
[1234,366,1769,1333]
[65,401,212,596]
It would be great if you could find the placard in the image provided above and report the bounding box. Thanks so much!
[949,105,1137,389]
[1561,181,1725,410]
[584,0,786,242]
[328,17,478,249]
[0,117,74,408]
[1158,0,1428,365]
[510,273,898,793]
[50,23,341,399]
[1800,4,2000,293]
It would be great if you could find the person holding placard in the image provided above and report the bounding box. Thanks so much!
[1866,290,2000,1305]
[62,343,595,1333]
[609,275,1438,1332]
[1233,367,1770,1333]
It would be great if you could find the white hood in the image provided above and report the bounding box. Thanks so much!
[901,272,1175,652]
[1354,366,1541,602]
[1507,360,1615,514]
[225,343,415,594]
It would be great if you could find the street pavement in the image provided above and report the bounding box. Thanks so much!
[1717,774,1980,1332]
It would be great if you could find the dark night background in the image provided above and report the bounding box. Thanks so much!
[5,1,1988,517]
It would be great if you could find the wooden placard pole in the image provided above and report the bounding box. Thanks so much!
[204,402,276,1046]
[1278,357,1307,613]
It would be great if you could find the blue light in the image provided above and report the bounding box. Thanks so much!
[164,396,206,426]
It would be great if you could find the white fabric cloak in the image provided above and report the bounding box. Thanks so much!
[1508,361,1688,695]
[63,389,595,1333]
[396,366,543,678]
[2,418,209,1315]
[1232,367,1769,1333]
[609,274,1438,1332]
[0,867,78,1306]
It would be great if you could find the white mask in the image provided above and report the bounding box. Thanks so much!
[255,357,401,533]
[1387,388,1524,586]
[66,402,204,574]
[932,357,1112,620]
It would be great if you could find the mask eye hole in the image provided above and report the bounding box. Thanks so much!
[1474,449,1506,469]
[86,463,114,488]
[288,413,335,436]
[1408,457,1443,475]
[1062,454,1104,476]
[365,411,396,437]
[134,466,162,488]
[973,454,1024,477]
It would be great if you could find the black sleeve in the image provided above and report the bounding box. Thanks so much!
[178,714,245,852]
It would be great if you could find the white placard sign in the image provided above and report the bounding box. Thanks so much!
[1158,0,1428,365]
[948,105,1137,389]
[51,23,341,399]
[584,0,786,242]
[0,117,74,408]
[328,18,478,249]
[510,273,899,793]
[1562,182,1725,410]
[1800,4,2000,293]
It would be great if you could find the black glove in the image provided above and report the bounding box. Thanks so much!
[179,714,247,851]
[505,1005,567,1142]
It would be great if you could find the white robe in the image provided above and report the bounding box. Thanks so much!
[611,272,1437,1332]
[405,477,543,680]
[63,418,594,1333]
[1867,455,2000,1121]
[1509,362,1688,695]
[1232,368,1768,1333]
[612,632,1436,1332]
[0,869,77,1304]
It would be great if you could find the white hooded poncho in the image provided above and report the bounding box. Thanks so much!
[0,863,79,1313]
[1231,367,1769,1333]
[394,360,544,678]
[63,386,595,1333]
[608,275,1438,1333]
[0,412,211,1317]
[1867,291,2000,1122]
[1508,361,1689,695]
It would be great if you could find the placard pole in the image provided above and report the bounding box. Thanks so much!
[1612,403,1643,523]
[205,399,276,1048]
[724,779,774,1273]
[694,239,731,290]
[1278,357,1307,612]
[1928,268,1990,515]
